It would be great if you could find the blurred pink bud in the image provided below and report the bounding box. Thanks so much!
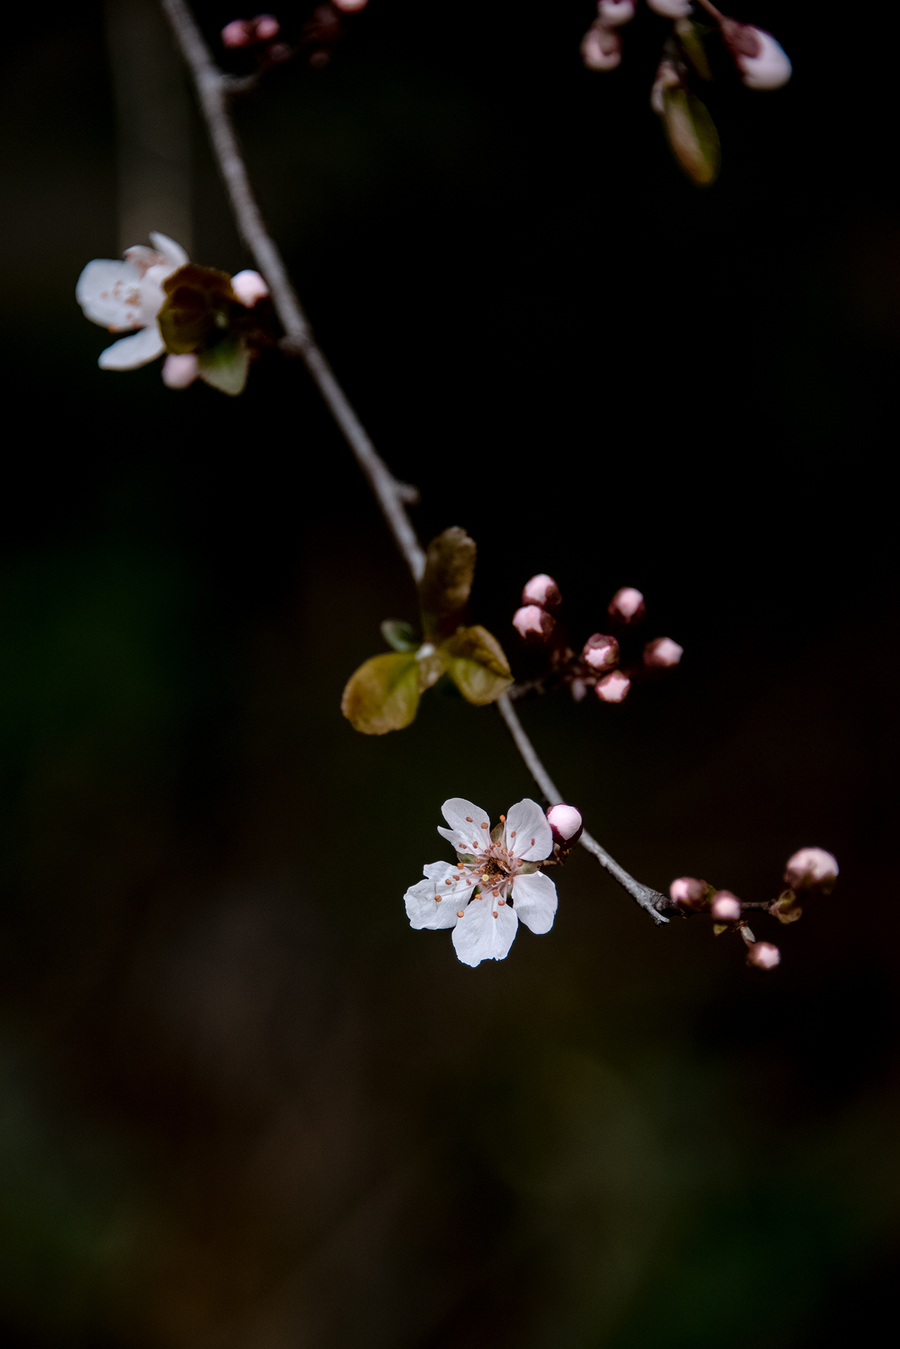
[710,891,742,922]
[254,14,280,40]
[643,637,683,670]
[651,60,681,116]
[547,804,584,845]
[513,605,555,641]
[581,22,622,72]
[608,586,645,624]
[522,573,561,608]
[582,633,620,672]
[722,23,791,90]
[231,269,270,307]
[596,670,630,703]
[747,941,781,970]
[784,847,839,894]
[646,0,691,16]
[333,0,370,9]
[221,19,252,47]
[598,0,634,27]
[669,876,709,911]
[162,353,199,389]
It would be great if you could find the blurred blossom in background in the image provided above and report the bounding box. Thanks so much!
[1,3,899,1348]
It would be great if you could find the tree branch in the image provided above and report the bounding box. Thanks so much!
[159,0,670,924]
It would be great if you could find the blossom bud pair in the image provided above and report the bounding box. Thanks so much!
[513,574,560,643]
[546,804,583,847]
[221,15,280,48]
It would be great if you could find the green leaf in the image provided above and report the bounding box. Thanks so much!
[380,619,418,652]
[675,18,713,81]
[441,624,512,706]
[419,527,477,641]
[662,87,721,187]
[158,264,238,354]
[197,338,250,396]
[341,652,421,734]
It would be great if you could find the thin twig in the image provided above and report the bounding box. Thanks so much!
[160,0,669,923]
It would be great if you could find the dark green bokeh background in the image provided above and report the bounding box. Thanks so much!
[1,3,898,1346]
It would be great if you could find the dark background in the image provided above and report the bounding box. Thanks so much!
[1,2,898,1347]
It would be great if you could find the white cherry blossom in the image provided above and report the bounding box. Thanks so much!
[404,797,558,967]
[76,232,188,372]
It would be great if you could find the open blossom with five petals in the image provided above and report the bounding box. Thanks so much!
[405,798,558,967]
[76,232,188,373]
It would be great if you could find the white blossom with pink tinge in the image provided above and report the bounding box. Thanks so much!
[405,798,558,967]
[784,847,839,894]
[582,633,620,672]
[513,605,555,640]
[546,804,583,845]
[644,637,683,669]
[596,670,630,703]
[76,232,188,372]
[711,891,742,922]
[608,586,645,624]
[747,941,781,970]
[598,0,635,27]
[231,269,270,307]
[521,573,561,608]
[581,22,622,71]
[728,26,792,90]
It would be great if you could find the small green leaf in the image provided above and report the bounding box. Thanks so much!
[419,527,477,641]
[341,652,421,734]
[380,619,418,652]
[662,86,721,187]
[675,18,713,81]
[197,338,250,396]
[441,624,512,705]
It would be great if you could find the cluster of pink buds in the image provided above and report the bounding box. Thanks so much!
[221,14,281,48]
[512,573,561,642]
[581,2,791,184]
[667,847,839,970]
[221,4,370,73]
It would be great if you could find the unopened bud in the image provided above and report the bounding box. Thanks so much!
[547,804,584,846]
[722,23,791,90]
[746,941,781,970]
[254,14,280,39]
[783,847,839,895]
[522,573,561,609]
[651,59,681,116]
[221,19,253,47]
[646,0,692,16]
[608,586,645,625]
[332,0,369,10]
[582,633,620,672]
[513,605,555,641]
[643,637,683,670]
[595,669,630,703]
[710,891,742,922]
[598,0,634,27]
[571,678,587,702]
[581,22,622,72]
[231,269,270,307]
[669,875,709,911]
[162,353,199,389]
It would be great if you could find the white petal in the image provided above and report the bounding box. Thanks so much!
[451,894,518,967]
[405,877,462,930]
[505,798,552,861]
[98,324,166,370]
[149,231,189,272]
[76,259,145,331]
[138,265,170,324]
[511,870,557,935]
[437,798,491,853]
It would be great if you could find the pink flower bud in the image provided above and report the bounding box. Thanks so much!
[231,269,270,307]
[332,0,369,10]
[608,586,645,625]
[595,669,630,703]
[582,633,620,672]
[221,19,252,48]
[669,876,709,911]
[546,804,583,845]
[513,605,555,641]
[254,15,280,40]
[581,22,622,72]
[643,637,683,670]
[722,23,791,90]
[783,847,839,895]
[571,678,587,702]
[598,0,634,27]
[162,353,199,389]
[710,891,742,922]
[521,573,561,609]
[747,941,781,970]
[646,0,691,16]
